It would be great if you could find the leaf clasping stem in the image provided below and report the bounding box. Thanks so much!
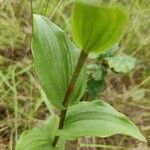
[52,50,88,147]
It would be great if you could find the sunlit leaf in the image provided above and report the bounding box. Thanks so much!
[16,115,61,150]
[105,54,137,73]
[72,0,128,54]
[58,100,146,142]
[32,14,87,109]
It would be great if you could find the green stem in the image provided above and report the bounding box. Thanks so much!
[44,0,50,16]
[52,109,67,147]
[63,50,88,107]
[30,0,34,35]
[52,50,88,147]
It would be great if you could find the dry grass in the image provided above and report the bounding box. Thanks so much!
[0,0,150,150]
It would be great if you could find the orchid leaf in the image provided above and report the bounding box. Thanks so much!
[72,1,128,54]
[32,14,87,109]
[58,100,146,142]
[16,115,61,150]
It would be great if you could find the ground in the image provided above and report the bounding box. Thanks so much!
[0,0,150,150]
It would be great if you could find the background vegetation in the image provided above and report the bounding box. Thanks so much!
[0,0,150,149]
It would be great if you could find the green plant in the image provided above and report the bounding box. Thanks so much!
[16,1,146,149]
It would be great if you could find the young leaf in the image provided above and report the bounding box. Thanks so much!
[105,54,137,73]
[72,1,128,54]
[58,100,146,142]
[16,115,61,150]
[32,14,87,109]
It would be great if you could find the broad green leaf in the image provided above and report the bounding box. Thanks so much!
[72,1,128,54]
[58,100,146,142]
[105,54,137,73]
[32,14,87,109]
[16,115,61,150]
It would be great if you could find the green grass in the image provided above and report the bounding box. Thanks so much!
[0,0,150,149]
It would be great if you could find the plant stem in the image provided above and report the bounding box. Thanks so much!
[63,50,88,107]
[44,0,50,16]
[30,0,34,35]
[52,109,67,147]
[52,50,88,147]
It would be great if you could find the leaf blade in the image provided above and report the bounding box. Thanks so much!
[72,1,128,54]
[58,100,146,142]
[32,14,87,109]
[16,115,59,150]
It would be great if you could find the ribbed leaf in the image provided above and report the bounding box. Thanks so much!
[58,100,146,142]
[72,0,128,54]
[16,115,60,150]
[32,14,87,109]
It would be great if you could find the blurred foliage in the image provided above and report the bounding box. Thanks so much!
[105,54,137,73]
[86,64,106,99]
